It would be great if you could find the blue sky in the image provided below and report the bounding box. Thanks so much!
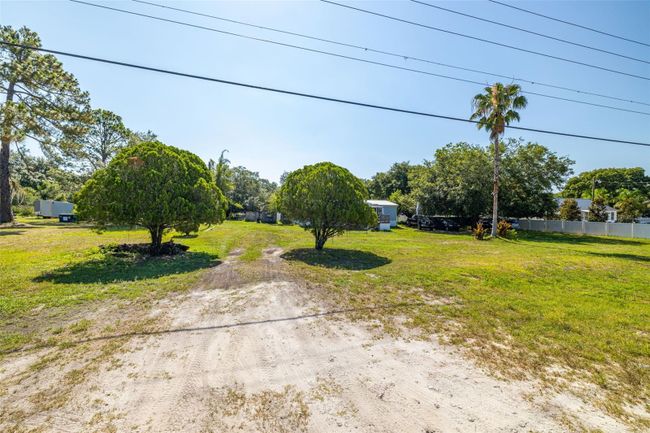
[2,0,649,182]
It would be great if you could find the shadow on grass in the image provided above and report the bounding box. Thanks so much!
[584,251,650,262]
[0,230,25,236]
[282,248,391,270]
[519,231,644,246]
[20,220,141,231]
[172,234,198,239]
[34,251,220,284]
[502,233,650,263]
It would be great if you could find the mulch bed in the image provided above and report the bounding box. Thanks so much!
[100,241,189,257]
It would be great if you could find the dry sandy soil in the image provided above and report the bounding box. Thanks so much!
[0,248,633,433]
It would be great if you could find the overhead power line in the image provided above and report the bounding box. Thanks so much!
[68,0,650,116]
[320,0,650,81]
[410,0,649,64]
[130,0,650,107]
[1,41,648,147]
[488,0,650,49]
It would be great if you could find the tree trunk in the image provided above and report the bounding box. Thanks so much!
[314,229,327,250]
[491,137,500,238]
[149,225,164,255]
[0,82,15,224]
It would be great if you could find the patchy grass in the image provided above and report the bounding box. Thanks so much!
[0,218,290,353]
[279,227,650,427]
[203,383,310,433]
[1,219,649,425]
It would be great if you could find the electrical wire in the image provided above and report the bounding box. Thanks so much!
[410,0,649,64]
[2,40,648,147]
[320,0,650,81]
[130,0,650,107]
[68,0,650,116]
[488,0,650,49]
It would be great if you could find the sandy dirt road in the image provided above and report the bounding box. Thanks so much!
[0,248,631,432]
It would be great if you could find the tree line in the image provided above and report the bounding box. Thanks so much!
[1,25,278,223]
[366,138,574,222]
[367,155,650,223]
[3,25,649,254]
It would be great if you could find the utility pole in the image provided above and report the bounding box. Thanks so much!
[591,177,599,201]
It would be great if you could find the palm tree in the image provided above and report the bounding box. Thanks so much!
[470,83,527,237]
[213,149,232,196]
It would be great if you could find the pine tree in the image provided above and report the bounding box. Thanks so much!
[1,26,90,222]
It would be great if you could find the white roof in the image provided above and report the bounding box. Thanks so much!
[366,200,398,207]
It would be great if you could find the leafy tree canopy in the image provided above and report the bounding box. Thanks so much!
[227,166,277,213]
[410,142,492,222]
[277,162,377,250]
[72,109,132,172]
[499,138,574,218]
[388,190,417,217]
[367,161,415,200]
[128,130,158,146]
[76,141,226,252]
[1,25,90,222]
[562,167,649,205]
[410,140,572,221]
[615,189,647,222]
[9,150,84,203]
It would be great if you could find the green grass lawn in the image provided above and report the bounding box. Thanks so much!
[1,218,648,424]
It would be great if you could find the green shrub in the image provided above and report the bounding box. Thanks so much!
[559,198,582,221]
[497,219,514,238]
[587,197,608,222]
[76,141,226,254]
[174,222,200,236]
[277,162,377,250]
[473,222,487,240]
[13,204,35,217]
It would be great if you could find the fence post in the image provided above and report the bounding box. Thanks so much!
[544,219,548,232]
[581,219,586,235]
[561,219,565,233]
[605,222,609,236]
[631,222,635,239]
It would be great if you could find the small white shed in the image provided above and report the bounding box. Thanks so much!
[366,200,398,229]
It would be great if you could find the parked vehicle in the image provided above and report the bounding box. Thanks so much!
[417,216,436,230]
[260,212,279,224]
[439,218,461,232]
[405,215,423,228]
[405,215,416,227]
[407,215,462,232]
[506,218,520,230]
[480,218,493,230]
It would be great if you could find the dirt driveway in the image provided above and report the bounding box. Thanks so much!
[0,248,630,432]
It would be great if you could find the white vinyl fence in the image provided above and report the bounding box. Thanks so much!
[520,219,650,239]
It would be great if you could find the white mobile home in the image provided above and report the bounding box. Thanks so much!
[34,199,73,218]
[366,200,398,229]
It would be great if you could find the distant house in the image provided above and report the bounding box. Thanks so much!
[556,198,617,222]
[367,200,398,229]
